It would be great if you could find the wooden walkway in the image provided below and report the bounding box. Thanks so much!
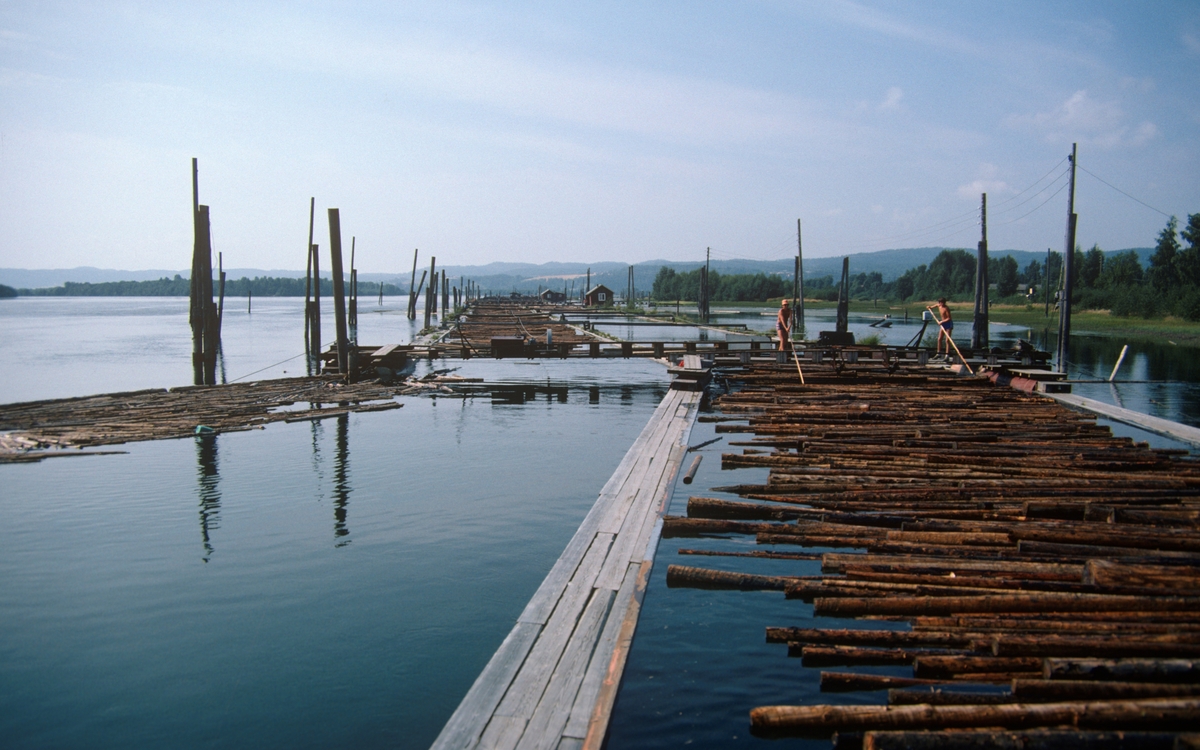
[431,387,702,750]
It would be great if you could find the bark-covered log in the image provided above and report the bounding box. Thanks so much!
[749,697,1200,734]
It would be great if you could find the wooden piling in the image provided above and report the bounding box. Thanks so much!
[328,209,349,375]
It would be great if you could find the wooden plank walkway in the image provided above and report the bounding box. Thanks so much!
[431,387,702,750]
[1048,391,1200,448]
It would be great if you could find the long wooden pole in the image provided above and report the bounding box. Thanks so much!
[190,158,204,385]
[304,197,314,355]
[328,209,349,375]
[408,248,419,319]
[927,305,974,374]
[310,244,321,363]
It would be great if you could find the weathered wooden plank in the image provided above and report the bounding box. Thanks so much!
[515,589,616,750]
[476,716,527,750]
[1049,392,1200,448]
[562,563,640,740]
[556,739,583,750]
[430,622,541,750]
[594,396,687,534]
[518,530,611,625]
[582,560,653,750]
[496,535,612,721]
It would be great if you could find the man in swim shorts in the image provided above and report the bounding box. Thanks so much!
[931,297,953,360]
[776,299,791,351]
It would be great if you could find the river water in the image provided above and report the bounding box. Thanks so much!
[0,297,1196,749]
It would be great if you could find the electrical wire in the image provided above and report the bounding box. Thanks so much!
[996,177,1071,226]
[1076,164,1173,219]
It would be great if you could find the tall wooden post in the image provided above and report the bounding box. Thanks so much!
[1044,247,1052,318]
[1057,143,1078,373]
[217,251,226,338]
[304,197,315,356]
[794,218,804,341]
[199,206,219,385]
[328,209,350,375]
[310,244,321,366]
[348,237,358,346]
[424,256,436,329]
[408,248,419,320]
[835,257,850,335]
[704,247,711,324]
[190,159,205,385]
[972,193,989,349]
[442,272,449,314]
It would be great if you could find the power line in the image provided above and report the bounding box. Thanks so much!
[1076,164,1172,219]
[996,176,1070,226]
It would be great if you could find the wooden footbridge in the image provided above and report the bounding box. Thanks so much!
[432,384,703,750]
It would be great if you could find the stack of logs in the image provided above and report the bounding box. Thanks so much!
[441,298,598,355]
[0,376,426,462]
[661,359,1200,747]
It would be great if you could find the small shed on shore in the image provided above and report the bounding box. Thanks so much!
[539,289,567,303]
[584,285,614,307]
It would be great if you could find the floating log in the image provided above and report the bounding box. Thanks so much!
[662,516,791,537]
[991,633,1200,658]
[797,644,966,667]
[813,594,1200,618]
[1044,658,1200,683]
[765,627,978,648]
[819,672,953,692]
[664,564,799,591]
[749,697,1200,734]
[1012,679,1200,701]
[676,548,823,561]
[914,655,1041,679]
[685,496,809,521]
[862,730,1192,750]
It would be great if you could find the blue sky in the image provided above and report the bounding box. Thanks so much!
[1,1,1197,272]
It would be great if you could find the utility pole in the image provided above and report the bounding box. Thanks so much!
[704,246,711,324]
[794,218,804,342]
[972,193,989,349]
[1057,143,1078,373]
[1044,248,1051,318]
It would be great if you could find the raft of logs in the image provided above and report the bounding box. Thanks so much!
[0,375,453,462]
[439,298,599,356]
[660,358,1200,748]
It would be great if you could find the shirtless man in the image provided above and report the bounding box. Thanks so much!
[776,299,791,351]
[930,297,953,360]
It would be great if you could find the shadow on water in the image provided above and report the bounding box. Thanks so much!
[195,433,220,563]
[333,413,351,547]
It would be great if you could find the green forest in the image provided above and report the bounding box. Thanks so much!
[20,275,404,298]
[650,213,1200,321]
[888,213,1200,321]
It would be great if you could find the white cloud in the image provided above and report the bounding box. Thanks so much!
[879,87,903,111]
[1004,90,1157,149]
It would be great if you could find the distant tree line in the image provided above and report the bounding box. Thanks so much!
[0,283,17,298]
[834,213,1200,322]
[650,267,794,302]
[18,275,405,297]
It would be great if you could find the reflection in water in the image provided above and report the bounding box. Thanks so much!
[195,434,221,563]
[333,413,351,547]
[589,386,600,405]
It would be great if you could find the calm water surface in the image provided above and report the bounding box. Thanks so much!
[0,297,670,749]
[2,297,1197,749]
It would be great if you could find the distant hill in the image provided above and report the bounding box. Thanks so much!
[3,247,1154,296]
